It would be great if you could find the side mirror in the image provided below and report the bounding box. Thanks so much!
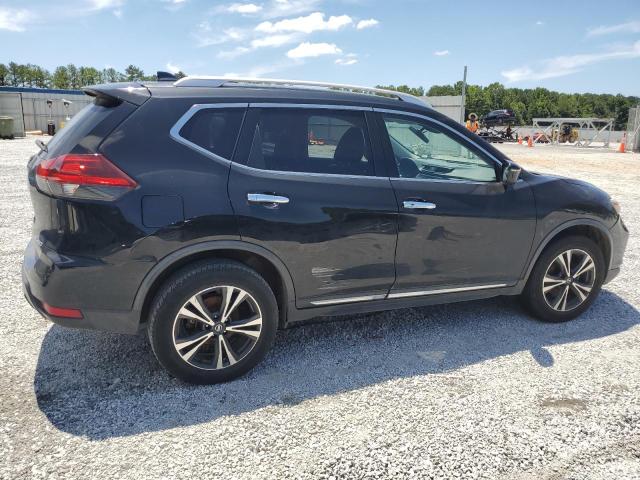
[503,163,522,186]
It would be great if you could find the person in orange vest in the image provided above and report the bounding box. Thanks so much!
[465,113,480,133]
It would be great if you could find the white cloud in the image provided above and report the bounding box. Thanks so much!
[214,0,318,17]
[263,0,321,18]
[251,34,296,48]
[587,20,640,37]
[166,62,181,74]
[88,0,125,10]
[227,3,262,14]
[287,42,342,59]
[256,12,352,34]
[335,57,358,66]
[218,47,252,59]
[113,8,123,18]
[535,20,544,26]
[434,50,450,56]
[0,7,33,32]
[163,0,188,11]
[356,18,378,30]
[219,34,297,58]
[501,41,640,82]
[225,60,295,78]
[195,23,246,47]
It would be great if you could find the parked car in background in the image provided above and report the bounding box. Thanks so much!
[482,109,516,126]
[23,77,628,384]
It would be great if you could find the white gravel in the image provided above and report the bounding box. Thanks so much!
[1,137,639,480]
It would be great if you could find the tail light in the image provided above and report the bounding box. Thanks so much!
[35,153,137,201]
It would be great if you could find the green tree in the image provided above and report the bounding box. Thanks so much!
[125,64,144,81]
[52,66,71,89]
[8,62,22,86]
[0,63,8,86]
[376,84,425,97]
[31,65,51,88]
[67,64,80,89]
[101,67,124,83]
[78,66,101,86]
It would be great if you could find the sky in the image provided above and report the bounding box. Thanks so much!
[1,0,639,95]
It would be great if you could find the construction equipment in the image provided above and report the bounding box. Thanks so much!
[552,124,579,143]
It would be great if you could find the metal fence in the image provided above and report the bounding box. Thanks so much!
[627,107,640,152]
[0,87,92,137]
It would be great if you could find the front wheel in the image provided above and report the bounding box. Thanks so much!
[520,236,605,322]
[148,260,278,384]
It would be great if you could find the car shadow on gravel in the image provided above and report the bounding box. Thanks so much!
[34,290,639,440]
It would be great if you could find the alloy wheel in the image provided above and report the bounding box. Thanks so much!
[172,286,262,370]
[542,249,596,312]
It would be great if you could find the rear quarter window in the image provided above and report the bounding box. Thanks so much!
[178,108,245,160]
[45,103,113,157]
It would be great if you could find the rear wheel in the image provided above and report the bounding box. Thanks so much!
[148,260,278,384]
[521,236,605,322]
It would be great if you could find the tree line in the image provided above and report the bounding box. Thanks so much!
[0,62,186,90]
[378,83,639,130]
[0,61,636,129]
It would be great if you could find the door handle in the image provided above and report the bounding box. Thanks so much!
[403,200,436,210]
[247,193,290,207]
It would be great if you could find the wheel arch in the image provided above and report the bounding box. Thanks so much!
[522,219,612,284]
[134,241,296,329]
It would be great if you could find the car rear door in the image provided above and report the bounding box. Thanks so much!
[228,104,398,308]
[375,109,537,296]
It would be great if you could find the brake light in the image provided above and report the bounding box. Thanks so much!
[43,302,83,319]
[35,154,137,200]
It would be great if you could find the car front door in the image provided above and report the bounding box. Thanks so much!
[377,110,536,296]
[228,105,398,307]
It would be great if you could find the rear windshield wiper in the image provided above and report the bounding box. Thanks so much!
[35,139,48,153]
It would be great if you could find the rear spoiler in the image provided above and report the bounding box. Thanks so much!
[83,82,151,107]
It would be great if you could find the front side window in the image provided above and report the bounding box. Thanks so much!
[179,108,245,159]
[382,114,497,182]
[246,108,374,176]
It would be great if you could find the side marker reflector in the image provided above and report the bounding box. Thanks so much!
[43,303,83,319]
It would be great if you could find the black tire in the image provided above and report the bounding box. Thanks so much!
[520,235,605,322]
[148,260,278,384]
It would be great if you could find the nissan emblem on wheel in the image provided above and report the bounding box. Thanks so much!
[22,76,629,384]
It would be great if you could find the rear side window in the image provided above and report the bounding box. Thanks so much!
[46,103,113,157]
[179,108,245,160]
[246,108,374,176]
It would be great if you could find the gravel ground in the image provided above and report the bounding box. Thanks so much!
[1,137,639,480]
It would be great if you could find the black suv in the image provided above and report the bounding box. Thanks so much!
[23,77,628,384]
[482,109,516,126]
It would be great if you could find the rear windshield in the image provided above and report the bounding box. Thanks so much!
[45,102,114,158]
[178,108,245,160]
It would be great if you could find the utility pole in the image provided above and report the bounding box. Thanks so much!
[460,65,467,125]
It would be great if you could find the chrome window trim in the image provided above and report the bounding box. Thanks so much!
[232,161,385,181]
[249,102,373,111]
[169,102,249,165]
[387,283,508,299]
[373,107,506,179]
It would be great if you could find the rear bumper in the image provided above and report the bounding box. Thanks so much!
[22,239,141,334]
